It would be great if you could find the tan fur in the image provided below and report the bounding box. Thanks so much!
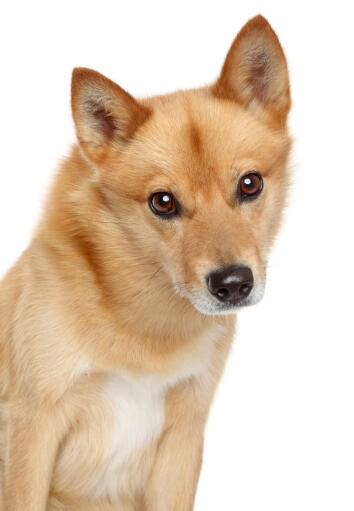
[0,15,291,510]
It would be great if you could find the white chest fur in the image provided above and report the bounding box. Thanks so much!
[85,324,225,500]
[86,372,166,499]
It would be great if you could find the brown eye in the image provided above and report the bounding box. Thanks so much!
[239,172,263,200]
[149,192,177,216]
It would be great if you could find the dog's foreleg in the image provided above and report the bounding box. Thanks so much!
[145,345,230,508]
[2,399,66,511]
[145,324,234,511]
[145,379,205,511]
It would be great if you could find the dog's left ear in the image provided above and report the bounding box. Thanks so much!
[213,15,290,127]
[71,68,151,164]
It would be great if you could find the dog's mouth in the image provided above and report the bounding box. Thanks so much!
[174,281,265,316]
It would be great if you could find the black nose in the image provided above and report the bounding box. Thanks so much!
[207,265,253,303]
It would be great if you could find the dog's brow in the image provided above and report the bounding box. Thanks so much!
[189,123,202,155]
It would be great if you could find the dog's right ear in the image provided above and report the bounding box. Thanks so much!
[71,68,151,164]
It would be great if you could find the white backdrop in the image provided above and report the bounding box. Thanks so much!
[1,1,353,510]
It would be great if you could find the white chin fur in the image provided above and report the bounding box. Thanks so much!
[175,282,266,316]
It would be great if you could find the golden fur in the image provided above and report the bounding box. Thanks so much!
[0,15,291,510]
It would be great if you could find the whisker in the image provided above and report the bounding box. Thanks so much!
[149,266,163,281]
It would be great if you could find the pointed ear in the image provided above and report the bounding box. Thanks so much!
[213,15,290,127]
[71,68,151,163]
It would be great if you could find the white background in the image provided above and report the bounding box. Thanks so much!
[1,1,353,510]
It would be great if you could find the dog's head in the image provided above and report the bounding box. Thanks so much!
[71,15,291,316]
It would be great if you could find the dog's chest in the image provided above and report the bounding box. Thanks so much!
[55,324,225,501]
[86,373,167,499]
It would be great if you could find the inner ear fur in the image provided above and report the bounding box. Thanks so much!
[71,68,151,163]
[213,15,291,127]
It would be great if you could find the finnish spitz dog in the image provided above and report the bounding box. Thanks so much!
[0,15,291,511]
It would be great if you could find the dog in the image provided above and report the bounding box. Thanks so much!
[0,14,291,511]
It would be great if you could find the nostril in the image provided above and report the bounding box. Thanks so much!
[216,288,229,299]
[239,283,251,296]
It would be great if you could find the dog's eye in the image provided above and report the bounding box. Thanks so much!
[149,192,177,217]
[239,172,263,200]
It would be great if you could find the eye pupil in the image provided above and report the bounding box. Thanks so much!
[239,172,263,199]
[149,192,177,216]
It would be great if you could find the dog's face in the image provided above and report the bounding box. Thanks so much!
[71,16,291,315]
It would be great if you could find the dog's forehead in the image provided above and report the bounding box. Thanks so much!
[141,91,288,186]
